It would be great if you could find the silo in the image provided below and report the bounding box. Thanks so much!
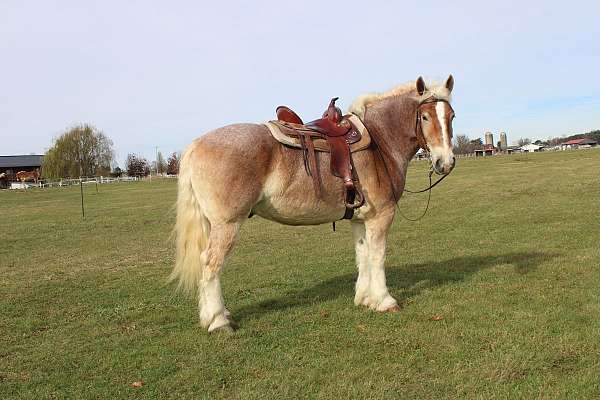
[500,132,508,150]
[485,132,494,146]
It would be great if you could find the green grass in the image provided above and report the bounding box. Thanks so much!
[2,150,600,399]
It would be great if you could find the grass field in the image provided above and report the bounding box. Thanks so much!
[2,150,600,399]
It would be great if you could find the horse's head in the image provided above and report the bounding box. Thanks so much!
[415,75,456,175]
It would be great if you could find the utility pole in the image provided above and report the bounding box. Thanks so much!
[155,146,159,176]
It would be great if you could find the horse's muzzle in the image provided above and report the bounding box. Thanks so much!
[433,156,455,175]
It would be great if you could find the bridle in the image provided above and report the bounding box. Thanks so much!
[367,95,455,221]
[414,96,454,156]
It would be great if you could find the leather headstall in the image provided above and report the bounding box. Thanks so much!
[415,97,454,152]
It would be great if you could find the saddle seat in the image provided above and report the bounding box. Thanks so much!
[276,97,351,137]
[269,98,367,217]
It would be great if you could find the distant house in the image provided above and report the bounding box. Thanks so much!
[560,138,598,150]
[520,144,544,153]
[0,155,44,180]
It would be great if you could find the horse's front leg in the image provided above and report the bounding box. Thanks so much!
[363,211,400,312]
[351,221,370,306]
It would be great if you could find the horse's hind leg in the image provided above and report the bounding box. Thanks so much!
[199,221,241,333]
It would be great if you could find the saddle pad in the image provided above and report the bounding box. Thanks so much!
[264,114,371,153]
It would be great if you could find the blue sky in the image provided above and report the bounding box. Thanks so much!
[1,0,599,166]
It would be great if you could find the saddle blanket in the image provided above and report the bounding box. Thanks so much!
[264,114,371,153]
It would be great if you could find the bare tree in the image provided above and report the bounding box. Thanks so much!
[156,151,166,174]
[517,138,532,147]
[453,134,473,154]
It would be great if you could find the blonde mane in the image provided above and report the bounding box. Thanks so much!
[348,79,452,119]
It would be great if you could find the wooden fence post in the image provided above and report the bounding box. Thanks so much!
[80,179,85,219]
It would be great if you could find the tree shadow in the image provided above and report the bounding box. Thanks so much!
[233,251,557,322]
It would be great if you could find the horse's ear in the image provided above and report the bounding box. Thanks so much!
[416,76,426,96]
[445,74,454,93]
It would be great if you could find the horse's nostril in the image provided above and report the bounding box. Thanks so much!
[435,158,443,171]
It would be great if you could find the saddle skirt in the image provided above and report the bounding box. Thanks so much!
[264,114,371,153]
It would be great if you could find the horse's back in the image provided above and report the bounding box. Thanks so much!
[193,123,272,150]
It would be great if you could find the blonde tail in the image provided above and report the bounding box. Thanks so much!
[170,150,210,294]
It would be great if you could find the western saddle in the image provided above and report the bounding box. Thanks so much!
[270,98,366,219]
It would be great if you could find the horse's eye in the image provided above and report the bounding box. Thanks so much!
[422,115,429,122]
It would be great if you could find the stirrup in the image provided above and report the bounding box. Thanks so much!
[344,185,365,210]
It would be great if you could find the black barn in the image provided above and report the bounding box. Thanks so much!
[0,155,44,181]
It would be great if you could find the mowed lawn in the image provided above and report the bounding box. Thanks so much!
[2,150,600,399]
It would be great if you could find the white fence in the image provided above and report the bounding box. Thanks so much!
[10,176,142,190]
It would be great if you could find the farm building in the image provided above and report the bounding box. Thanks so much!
[0,155,43,179]
[474,144,497,157]
[520,143,544,153]
[560,138,598,150]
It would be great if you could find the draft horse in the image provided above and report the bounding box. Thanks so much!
[16,170,40,184]
[172,76,456,333]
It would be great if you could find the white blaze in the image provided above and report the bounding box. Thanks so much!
[435,101,449,149]
[431,101,454,174]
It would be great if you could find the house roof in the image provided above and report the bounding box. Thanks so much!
[562,138,597,145]
[0,155,44,168]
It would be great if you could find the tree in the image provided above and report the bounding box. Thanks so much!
[548,136,563,146]
[126,154,150,177]
[42,124,114,178]
[586,130,600,143]
[111,167,123,178]
[470,138,483,148]
[453,134,473,154]
[156,151,166,174]
[167,152,180,175]
[517,138,532,147]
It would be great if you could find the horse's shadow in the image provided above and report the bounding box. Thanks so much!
[233,251,555,322]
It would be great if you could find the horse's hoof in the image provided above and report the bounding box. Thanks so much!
[376,297,401,312]
[207,314,235,334]
[209,324,235,335]
[385,304,402,313]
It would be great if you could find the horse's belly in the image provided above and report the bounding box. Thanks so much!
[252,186,346,226]
[253,204,344,225]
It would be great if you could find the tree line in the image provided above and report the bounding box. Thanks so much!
[41,124,180,179]
[124,152,180,177]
